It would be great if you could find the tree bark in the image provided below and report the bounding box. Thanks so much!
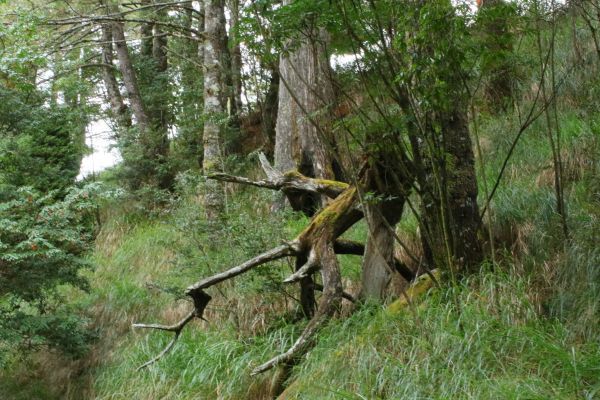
[359,142,413,300]
[275,19,339,316]
[202,0,227,219]
[179,0,204,167]
[275,7,337,214]
[100,23,131,131]
[261,66,279,157]
[228,0,244,115]
[112,20,150,134]
[139,0,173,190]
[140,0,155,59]
[418,109,483,273]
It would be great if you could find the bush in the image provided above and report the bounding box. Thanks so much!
[0,183,118,361]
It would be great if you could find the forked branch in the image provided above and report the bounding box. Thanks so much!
[133,242,298,370]
[207,152,349,199]
[133,310,195,370]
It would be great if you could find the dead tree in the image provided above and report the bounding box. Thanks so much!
[133,153,415,392]
[274,5,338,215]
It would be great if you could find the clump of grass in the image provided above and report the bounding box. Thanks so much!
[282,271,600,399]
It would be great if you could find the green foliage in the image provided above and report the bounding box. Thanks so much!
[390,1,474,114]
[0,183,112,360]
[0,87,87,195]
[0,76,107,364]
[0,4,45,91]
[2,1,600,399]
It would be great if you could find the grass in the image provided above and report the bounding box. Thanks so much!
[282,271,600,399]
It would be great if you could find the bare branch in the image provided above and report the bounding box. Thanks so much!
[258,152,281,181]
[283,249,318,283]
[206,152,348,199]
[133,310,195,332]
[133,310,195,370]
[207,173,280,190]
[185,243,299,293]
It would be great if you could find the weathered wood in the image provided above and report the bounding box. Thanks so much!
[207,153,349,199]
[275,9,337,213]
[133,310,195,370]
[135,160,416,377]
[185,243,298,292]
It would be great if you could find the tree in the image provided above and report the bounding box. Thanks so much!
[109,2,175,190]
[0,87,100,361]
[174,0,204,168]
[100,22,132,132]
[274,1,339,215]
[202,0,229,220]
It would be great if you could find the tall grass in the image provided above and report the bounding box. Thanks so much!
[282,271,600,399]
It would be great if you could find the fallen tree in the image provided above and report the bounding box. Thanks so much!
[133,153,418,384]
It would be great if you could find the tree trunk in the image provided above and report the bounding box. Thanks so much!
[149,2,173,190]
[179,0,204,167]
[228,0,244,115]
[112,20,150,134]
[274,10,336,214]
[261,66,279,157]
[202,0,227,219]
[418,109,483,274]
[100,23,131,131]
[140,0,154,59]
[360,142,413,300]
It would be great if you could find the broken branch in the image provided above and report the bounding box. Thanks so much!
[207,152,349,200]
[133,310,195,370]
[186,243,298,293]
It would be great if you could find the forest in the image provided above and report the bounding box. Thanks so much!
[0,0,599,399]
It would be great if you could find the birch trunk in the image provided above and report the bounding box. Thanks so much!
[202,0,227,219]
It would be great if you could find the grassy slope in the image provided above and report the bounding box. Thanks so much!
[5,101,595,399]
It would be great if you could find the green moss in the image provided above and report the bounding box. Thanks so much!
[312,178,349,190]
